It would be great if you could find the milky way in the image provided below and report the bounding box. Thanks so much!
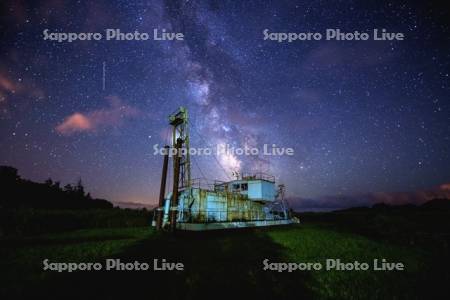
[0,1,449,209]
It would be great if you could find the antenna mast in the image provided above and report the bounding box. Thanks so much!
[169,107,191,189]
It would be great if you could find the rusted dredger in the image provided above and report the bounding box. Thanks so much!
[153,107,298,231]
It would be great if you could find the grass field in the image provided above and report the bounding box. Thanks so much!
[1,221,446,299]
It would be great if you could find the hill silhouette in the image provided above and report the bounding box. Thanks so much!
[420,198,450,210]
[332,198,450,213]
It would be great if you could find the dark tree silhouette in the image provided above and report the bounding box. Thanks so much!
[0,165,113,210]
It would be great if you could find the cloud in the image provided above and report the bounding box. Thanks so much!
[0,74,16,92]
[440,183,450,191]
[0,72,44,98]
[56,113,92,134]
[289,183,450,211]
[0,71,45,118]
[56,96,139,135]
[112,201,156,210]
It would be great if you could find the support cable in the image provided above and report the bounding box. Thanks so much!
[190,123,232,181]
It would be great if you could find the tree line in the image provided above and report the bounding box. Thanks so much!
[0,165,113,210]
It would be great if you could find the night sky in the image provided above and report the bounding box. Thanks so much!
[1,0,449,210]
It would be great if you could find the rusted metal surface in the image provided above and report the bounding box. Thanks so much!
[158,178,295,229]
[169,138,182,232]
[177,219,297,231]
[156,145,170,230]
[154,107,295,231]
[178,187,268,223]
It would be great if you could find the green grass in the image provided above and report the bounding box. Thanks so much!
[267,225,424,299]
[0,224,443,299]
[0,227,152,294]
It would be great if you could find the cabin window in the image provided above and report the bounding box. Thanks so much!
[232,183,240,191]
[241,183,248,191]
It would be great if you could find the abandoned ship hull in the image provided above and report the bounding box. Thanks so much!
[176,219,295,231]
[153,107,298,231]
[157,177,299,230]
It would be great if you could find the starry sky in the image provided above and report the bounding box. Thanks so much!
[1,0,449,210]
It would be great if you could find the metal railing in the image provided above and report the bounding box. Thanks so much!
[241,172,275,182]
